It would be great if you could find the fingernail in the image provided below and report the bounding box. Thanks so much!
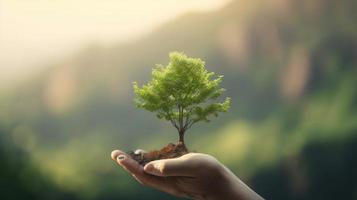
[117,155,126,161]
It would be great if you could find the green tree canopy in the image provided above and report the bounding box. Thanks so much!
[133,52,230,145]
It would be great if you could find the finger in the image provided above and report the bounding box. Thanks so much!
[144,157,197,177]
[112,151,194,197]
[116,153,143,175]
[111,150,123,161]
[113,151,169,188]
[111,150,142,175]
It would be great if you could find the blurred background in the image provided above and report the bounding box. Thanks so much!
[0,0,356,199]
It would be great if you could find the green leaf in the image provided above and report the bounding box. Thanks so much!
[133,52,231,135]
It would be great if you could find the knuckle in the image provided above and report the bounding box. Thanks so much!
[197,154,222,173]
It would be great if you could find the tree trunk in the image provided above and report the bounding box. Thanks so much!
[179,129,185,146]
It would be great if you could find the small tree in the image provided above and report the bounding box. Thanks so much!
[133,52,230,147]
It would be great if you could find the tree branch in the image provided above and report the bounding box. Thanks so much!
[183,106,195,127]
[184,115,189,129]
[187,119,199,130]
[178,105,183,131]
[170,119,179,131]
[164,109,179,131]
[183,119,192,130]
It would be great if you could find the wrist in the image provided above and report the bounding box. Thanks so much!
[206,165,264,200]
[203,164,239,200]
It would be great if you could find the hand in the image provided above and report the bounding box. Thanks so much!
[111,150,264,200]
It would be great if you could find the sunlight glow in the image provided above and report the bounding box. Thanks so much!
[0,0,232,85]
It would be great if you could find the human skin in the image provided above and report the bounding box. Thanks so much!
[111,150,264,200]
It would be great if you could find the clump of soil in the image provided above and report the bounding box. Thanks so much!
[128,142,189,166]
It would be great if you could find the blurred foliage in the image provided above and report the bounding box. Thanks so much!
[252,133,357,200]
[0,127,78,199]
[0,0,356,199]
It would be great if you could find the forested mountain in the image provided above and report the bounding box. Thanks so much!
[0,0,356,199]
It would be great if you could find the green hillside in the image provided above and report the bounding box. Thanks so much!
[0,0,356,199]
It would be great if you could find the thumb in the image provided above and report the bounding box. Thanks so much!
[144,157,196,177]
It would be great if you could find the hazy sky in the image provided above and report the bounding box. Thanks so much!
[0,0,231,85]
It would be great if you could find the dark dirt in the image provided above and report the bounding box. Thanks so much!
[127,142,189,166]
